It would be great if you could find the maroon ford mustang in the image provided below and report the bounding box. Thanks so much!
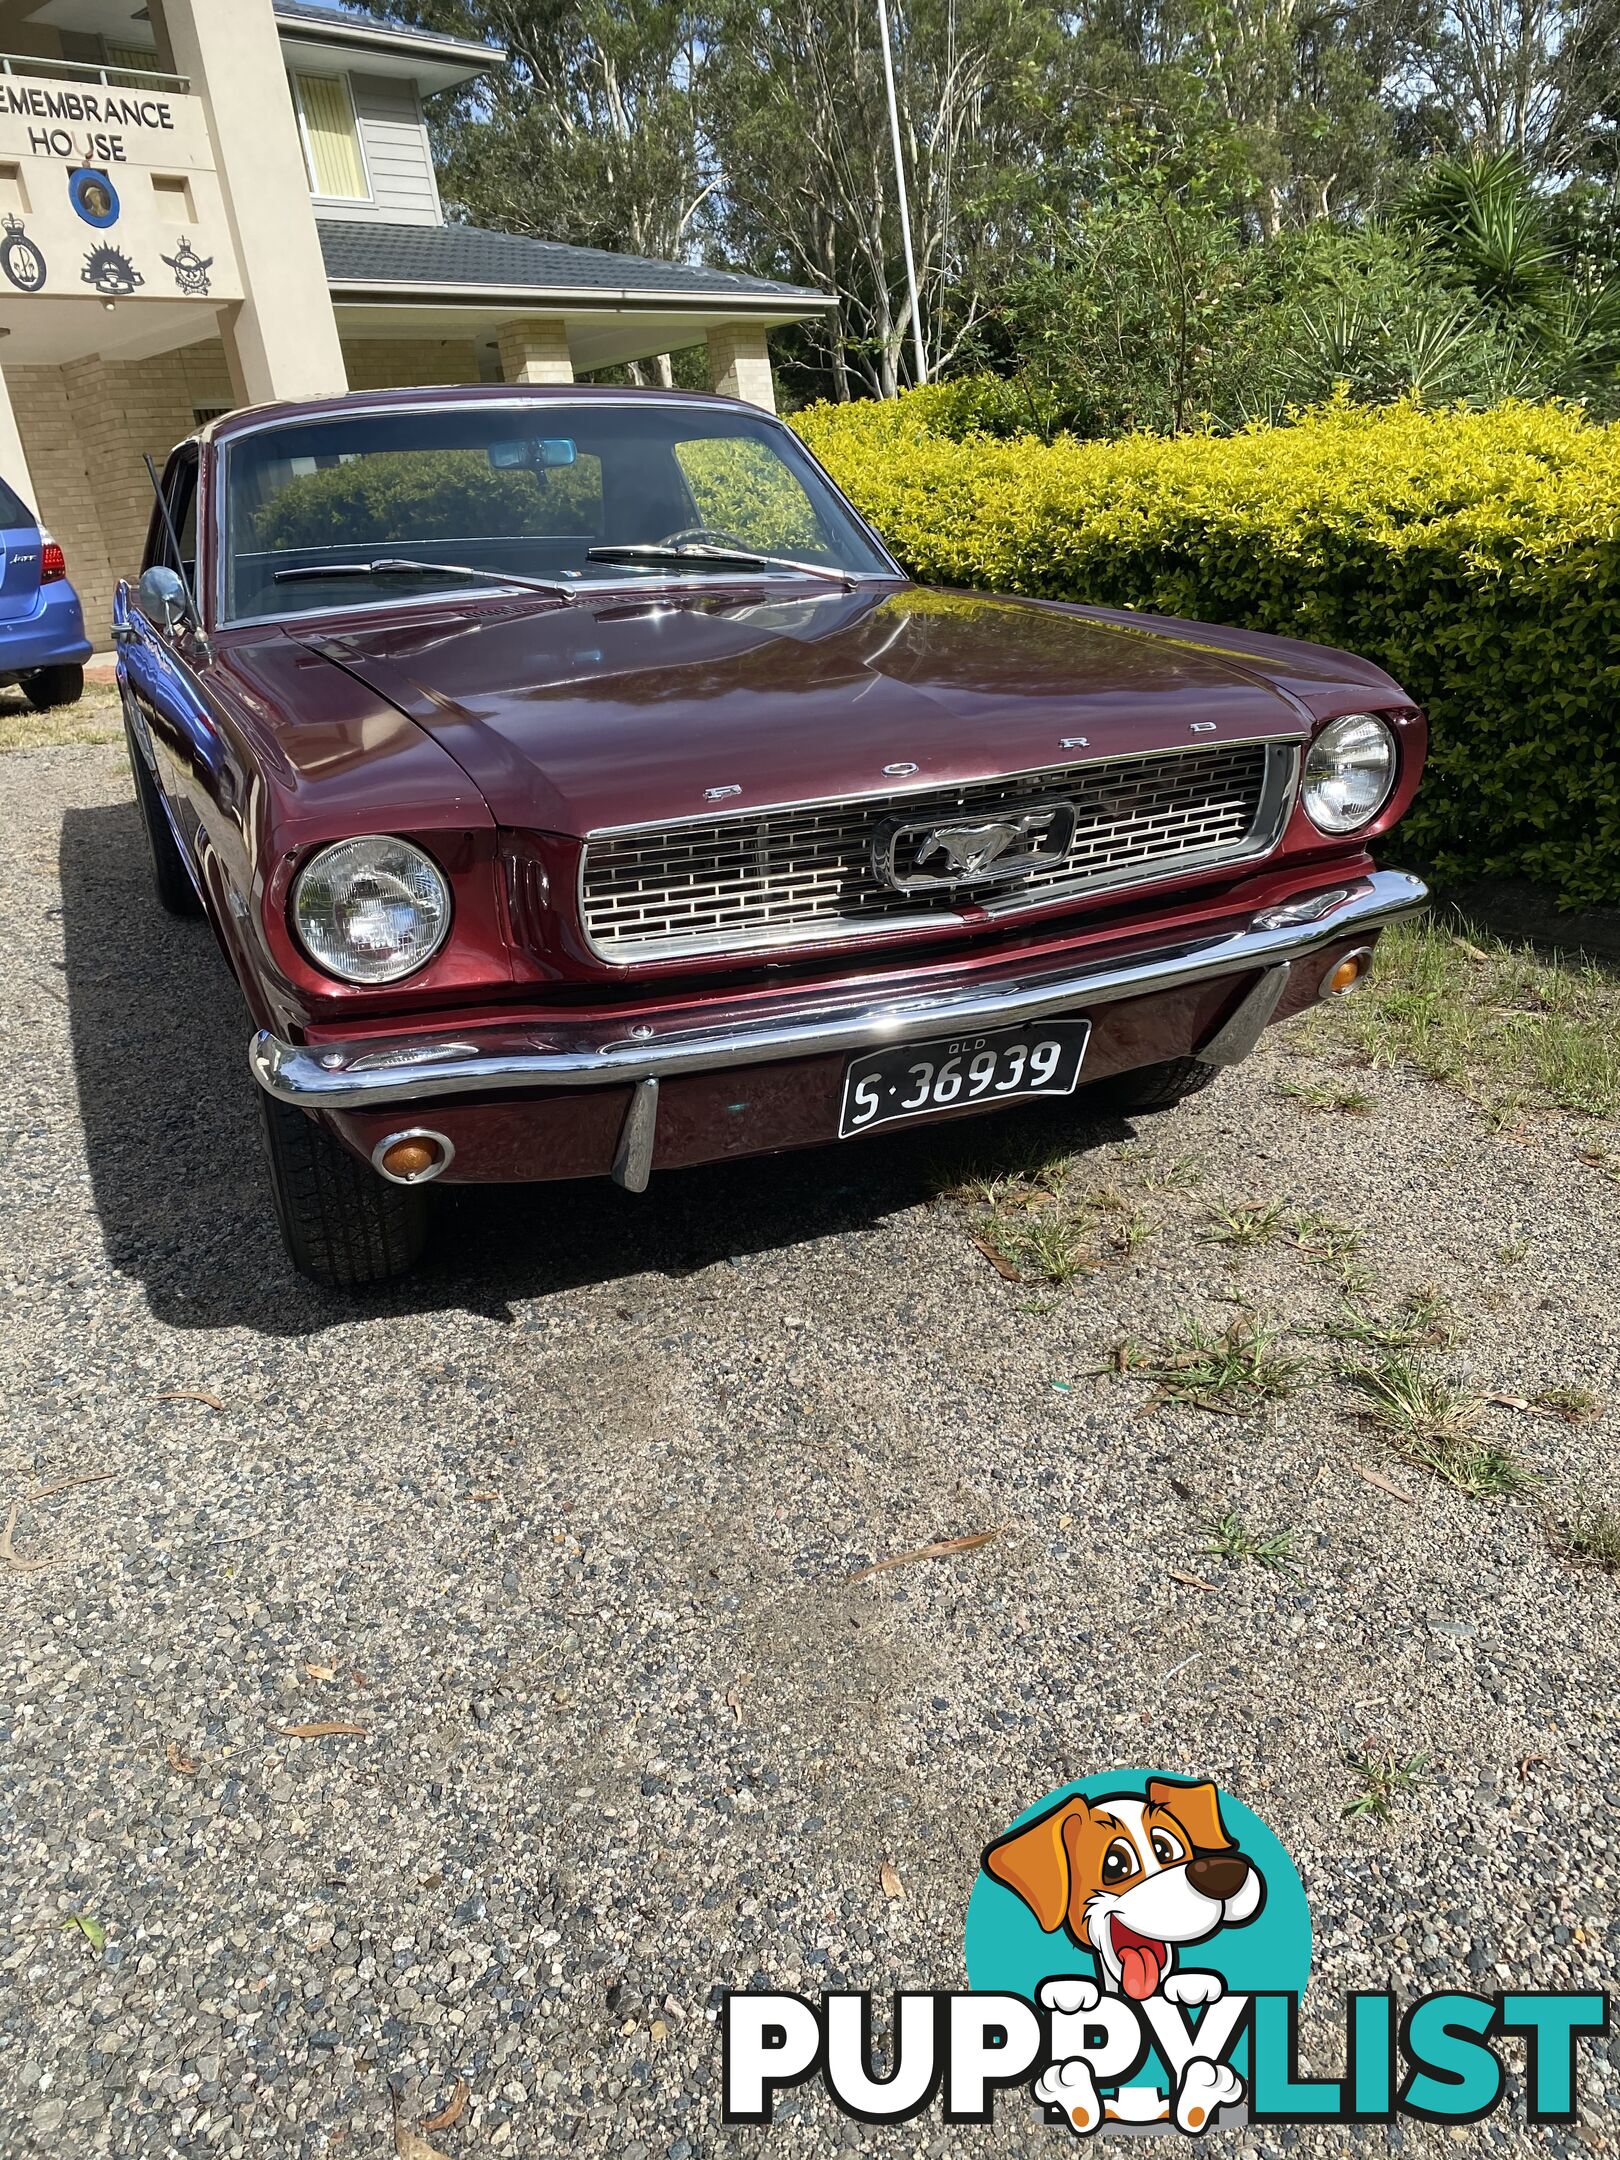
[114,384,1427,1285]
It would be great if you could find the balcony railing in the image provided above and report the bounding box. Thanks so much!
[0,51,189,94]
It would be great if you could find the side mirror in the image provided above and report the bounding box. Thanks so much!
[138,563,191,635]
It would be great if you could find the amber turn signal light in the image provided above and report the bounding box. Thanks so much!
[1318,948,1372,1001]
[372,1128,455,1184]
[383,1137,438,1177]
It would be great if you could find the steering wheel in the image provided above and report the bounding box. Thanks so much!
[656,525,756,552]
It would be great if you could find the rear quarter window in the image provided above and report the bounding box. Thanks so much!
[0,476,35,529]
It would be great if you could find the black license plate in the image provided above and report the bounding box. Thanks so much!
[838,1020,1091,1138]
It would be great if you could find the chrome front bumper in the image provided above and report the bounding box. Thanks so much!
[250,870,1427,1113]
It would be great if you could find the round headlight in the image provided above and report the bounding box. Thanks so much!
[292,836,451,984]
[1302,714,1397,834]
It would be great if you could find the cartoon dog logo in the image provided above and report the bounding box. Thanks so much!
[982,1777,1265,2135]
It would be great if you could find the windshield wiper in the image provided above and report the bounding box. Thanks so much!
[273,557,578,600]
[585,542,853,589]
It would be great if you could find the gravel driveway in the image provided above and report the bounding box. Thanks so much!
[3,740,1618,2160]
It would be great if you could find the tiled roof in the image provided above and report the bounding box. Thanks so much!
[317,219,833,310]
[272,1,496,61]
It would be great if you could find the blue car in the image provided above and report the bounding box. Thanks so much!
[0,473,91,709]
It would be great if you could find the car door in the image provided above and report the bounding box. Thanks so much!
[119,447,230,862]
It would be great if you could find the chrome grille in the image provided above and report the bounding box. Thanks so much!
[580,741,1293,962]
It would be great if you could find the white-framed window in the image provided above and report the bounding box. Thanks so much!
[289,70,371,203]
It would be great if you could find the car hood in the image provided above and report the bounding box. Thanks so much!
[290,582,1408,837]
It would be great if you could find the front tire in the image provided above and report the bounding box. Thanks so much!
[1084,1057,1223,1114]
[260,1092,429,1287]
[23,663,83,710]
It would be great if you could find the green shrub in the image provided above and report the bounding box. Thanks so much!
[793,393,1620,905]
[676,437,825,552]
[253,449,601,551]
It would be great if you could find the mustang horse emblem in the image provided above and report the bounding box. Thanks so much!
[876,798,1076,892]
[916,818,1036,876]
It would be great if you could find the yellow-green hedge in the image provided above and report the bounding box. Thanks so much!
[793,392,1620,905]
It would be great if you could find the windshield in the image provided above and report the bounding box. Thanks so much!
[221,400,895,622]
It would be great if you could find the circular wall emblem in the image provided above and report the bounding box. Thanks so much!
[0,214,46,292]
[68,167,120,227]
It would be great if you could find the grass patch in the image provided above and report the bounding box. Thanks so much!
[1286,1211,1364,1263]
[0,680,123,754]
[1301,913,1620,1124]
[934,1124,1080,1207]
[977,1214,1095,1285]
[1130,1152,1205,1192]
[1344,1358,1537,1496]
[1278,1075,1374,1115]
[1200,1510,1300,1572]
[1534,1384,1602,1424]
[1200,1200,1288,1249]
[1326,1288,1458,1353]
[1118,1314,1304,1415]
[1564,1490,1620,1571]
[1343,1750,1431,1823]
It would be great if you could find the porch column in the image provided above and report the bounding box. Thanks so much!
[154,0,348,404]
[497,319,574,385]
[706,322,776,412]
[0,368,38,513]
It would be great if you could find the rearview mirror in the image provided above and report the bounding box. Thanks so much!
[487,437,577,472]
[138,563,191,635]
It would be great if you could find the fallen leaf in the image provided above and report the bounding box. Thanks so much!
[419,2077,469,2133]
[849,1529,997,1583]
[156,1389,225,1411]
[304,1663,337,1683]
[1168,1567,1219,1591]
[0,1498,52,1573]
[61,1913,106,1950]
[1452,936,1492,964]
[391,2090,449,2160]
[971,1235,1023,1283]
[1485,1391,1531,1412]
[468,1491,500,1503]
[879,1862,905,1902]
[724,1688,743,1724]
[1517,1754,1548,1782]
[279,1721,367,1740]
[1354,1464,1416,1505]
[165,1741,198,1777]
[26,1467,121,1502]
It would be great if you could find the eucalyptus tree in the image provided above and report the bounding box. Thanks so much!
[388,0,715,262]
[705,0,1076,397]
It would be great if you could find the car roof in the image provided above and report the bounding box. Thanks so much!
[199,380,771,449]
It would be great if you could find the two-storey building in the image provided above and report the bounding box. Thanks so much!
[0,0,832,635]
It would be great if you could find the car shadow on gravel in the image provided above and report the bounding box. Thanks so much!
[61,802,1134,1338]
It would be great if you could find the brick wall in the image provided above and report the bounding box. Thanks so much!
[8,339,234,643]
[6,365,110,634]
[341,339,482,390]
